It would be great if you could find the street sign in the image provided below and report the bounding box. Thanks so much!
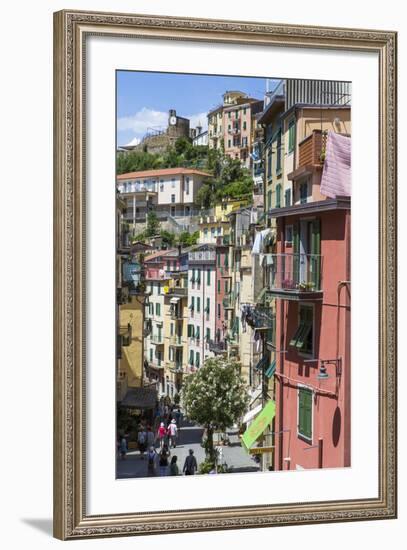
[249,446,274,455]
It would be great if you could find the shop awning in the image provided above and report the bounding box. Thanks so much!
[242,404,262,424]
[120,387,157,410]
[170,297,180,304]
[241,400,276,451]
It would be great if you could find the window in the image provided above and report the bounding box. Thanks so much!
[159,181,164,191]
[276,129,282,173]
[171,194,175,203]
[289,305,313,355]
[207,269,211,285]
[185,178,190,195]
[217,227,221,235]
[217,279,221,292]
[170,323,174,336]
[189,350,194,365]
[187,324,194,338]
[243,121,247,130]
[155,303,161,317]
[300,182,308,204]
[224,280,228,293]
[189,296,195,311]
[217,303,221,319]
[276,184,282,208]
[235,110,239,118]
[298,387,313,441]
[171,178,175,188]
[228,112,231,119]
[196,269,201,285]
[205,298,210,314]
[206,328,210,341]
[267,190,272,211]
[243,108,247,115]
[224,253,229,268]
[228,140,231,148]
[195,326,200,341]
[267,150,272,180]
[285,188,292,207]
[288,120,295,153]
[196,297,201,313]
[149,348,153,362]
[169,347,174,361]
[204,228,208,238]
[285,225,293,246]
[217,252,221,267]
[195,352,200,368]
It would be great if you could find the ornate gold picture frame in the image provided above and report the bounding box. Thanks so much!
[53,9,397,540]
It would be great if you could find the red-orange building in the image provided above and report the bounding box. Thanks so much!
[268,127,351,471]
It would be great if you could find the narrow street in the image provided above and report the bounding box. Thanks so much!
[116,417,260,479]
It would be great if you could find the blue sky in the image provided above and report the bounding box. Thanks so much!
[116,71,278,147]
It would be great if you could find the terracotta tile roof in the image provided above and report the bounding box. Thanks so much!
[117,167,211,180]
[144,248,177,262]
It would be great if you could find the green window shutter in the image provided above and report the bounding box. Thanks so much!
[206,328,210,341]
[197,297,200,312]
[149,348,153,362]
[217,252,221,267]
[267,190,272,210]
[217,279,221,292]
[189,350,194,365]
[196,269,201,284]
[195,326,200,340]
[207,269,211,285]
[276,185,281,208]
[311,219,321,289]
[195,352,200,367]
[206,298,210,314]
[288,120,295,153]
[292,222,300,285]
[224,254,229,268]
[187,324,191,337]
[156,303,160,316]
[298,388,312,440]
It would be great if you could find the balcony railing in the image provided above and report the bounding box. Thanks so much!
[167,286,187,297]
[208,340,227,354]
[151,334,164,345]
[265,253,323,298]
[298,130,327,168]
[169,335,184,347]
[223,293,235,309]
[188,250,216,263]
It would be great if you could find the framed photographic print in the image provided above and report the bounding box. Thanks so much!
[53,9,397,540]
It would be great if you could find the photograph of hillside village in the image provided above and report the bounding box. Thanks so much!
[115,72,351,479]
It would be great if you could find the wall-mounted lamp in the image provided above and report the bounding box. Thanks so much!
[317,358,342,380]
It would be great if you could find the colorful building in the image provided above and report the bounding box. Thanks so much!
[187,245,217,370]
[198,199,249,245]
[116,167,212,233]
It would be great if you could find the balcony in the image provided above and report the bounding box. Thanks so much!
[265,253,323,301]
[288,130,327,181]
[169,335,184,347]
[220,266,231,278]
[188,249,216,264]
[167,286,187,298]
[119,324,132,346]
[208,340,227,354]
[216,235,230,246]
[168,361,185,374]
[223,293,235,309]
[151,334,164,345]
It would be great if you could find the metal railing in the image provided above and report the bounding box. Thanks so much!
[151,334,164,344]
[264,253,323,292]
[208,340,227,353]
[169,335,184,346]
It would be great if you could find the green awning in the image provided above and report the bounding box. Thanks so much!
[254,355,268,371]
[241,400,276,451]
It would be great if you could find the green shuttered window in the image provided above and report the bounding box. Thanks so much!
[298,387,313,440]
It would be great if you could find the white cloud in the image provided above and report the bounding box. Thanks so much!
[118,108,209,144]
[125,136,141,146]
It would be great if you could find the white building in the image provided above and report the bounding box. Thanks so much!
[187,245,217,370]
[116,167,211,227]
[192,130,208,147]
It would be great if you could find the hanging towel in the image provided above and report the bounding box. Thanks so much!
[320,131,351,199]
[252,229,271,255]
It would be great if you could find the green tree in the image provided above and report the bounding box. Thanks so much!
[145,211,160,237]
[160,229,176,247]
[196,183,214,209]
[178,230,199,246]
[181,357,249,463]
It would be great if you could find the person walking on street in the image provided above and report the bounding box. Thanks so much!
[119,435,127,460]
[174,407,182,429]
[157,422,167,450]
[183,449,198,475]
[146,425,155,450]
[169,455,179,476]
[167,419,178,448]
[137,425,147,459]
[158,444,171,476]
[147,446,158,476]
